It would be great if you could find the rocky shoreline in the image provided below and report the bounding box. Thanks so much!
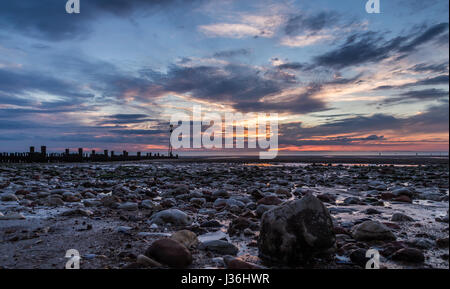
[0,160,448,269]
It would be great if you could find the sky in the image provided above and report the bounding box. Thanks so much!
[0,0,448,155]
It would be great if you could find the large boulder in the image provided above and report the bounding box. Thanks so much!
[392,187,414,198]
[255,204,277,218]
[391,248,424,263]
[118,202,138,211]
[0,212,26,220]
[1,193,19,202]
[257,196,282,206]
[213,198,245,208]
[145,238,192,268]
[391,213,414,222]
[228,217,258,236]
[170,230,198,249]
[351,221,396,241]
[199,240,239,255]
[223,256,263,269]
[258,194,335,265]
[149,209,192,226]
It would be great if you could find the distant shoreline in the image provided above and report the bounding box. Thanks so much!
[170,155,449,165]
[1,155,446,166]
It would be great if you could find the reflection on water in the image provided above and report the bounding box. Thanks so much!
[198,230,227,243]
[245,163,277,167]
[244,162,420,167]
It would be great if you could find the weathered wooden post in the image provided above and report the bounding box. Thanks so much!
[169,124,174,157]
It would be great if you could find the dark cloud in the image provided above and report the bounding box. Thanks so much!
[410,62,448,74]
[374,75,449,90]
[145,64,327,114]
[414,75,450,86]
[278,118,389,146]
[0,106,98,120]
[0,68,91,99]
[233,84,327,114]
[47,133,167,145]
[291,135,385,146]
[0,92,33,107]
[0,102,99,118]
[276,62,308,70]
[108,114,149,120]
[434,32,449,46]
[213,49,251,58]
[278,103,449,146]
[399,0,442,11]
[0,117,168,147]
[99,114,156,125]
[87,0,189,15]
[403,102,449,133]
[314,23,449,69]
[35,53,160,102]
[284,11,341,36]
[302,114,400,137]
[0,0,89,41]
[326,73,363,85]
[109,129,165,135]
[0,0,202,41]
[399,22,449,52]
[310,113,365,118]
[0,120,41,130]
[0,68,94,112]
[382,88,449,104]
[314,32,404,69]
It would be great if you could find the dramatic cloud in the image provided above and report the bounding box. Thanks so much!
[0,0,202,40]
[280,11,367,47]
[213,49,252,58]
[399,0,443,11]
[0,68,94,108]
[413,75,450,86]
[383,88,449,104]
[109,129,165,135]
[276,62,308,70]
[410,62,449,74]
[98,114,156,125]
[278,102,449,148]
[402,102,449,133]
[399,22,449,52]
[146,63,327,114]
[280,135,386,147]
[315,23,449,69]
[0,0,448,152]
[375,75,450,90]
[284,11,341,36]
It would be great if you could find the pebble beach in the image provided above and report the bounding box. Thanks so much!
[0,158,448,269]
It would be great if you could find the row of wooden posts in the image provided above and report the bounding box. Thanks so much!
[0,146,177,163]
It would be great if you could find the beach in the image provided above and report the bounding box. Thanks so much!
[0,157,448,269]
